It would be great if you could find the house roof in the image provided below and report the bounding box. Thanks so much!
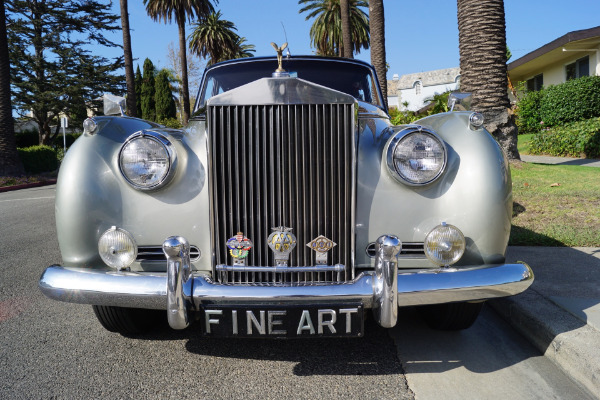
[508,25,600,82]
[388,67,460,95]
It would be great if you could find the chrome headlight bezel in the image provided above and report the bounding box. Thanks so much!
[385,126,447,186]
[118,130,177,191]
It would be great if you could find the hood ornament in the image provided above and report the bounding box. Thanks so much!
[268,226,296,266]
[307,235,336,265]
[271,42,289,77]
[227,232,253,266]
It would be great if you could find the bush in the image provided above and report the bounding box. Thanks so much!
[15,129,39,148]
[515,76,600,134]
[515,90,543,135]
[17,145,59,173]
[529,117,600,158]
[157,117,183,129]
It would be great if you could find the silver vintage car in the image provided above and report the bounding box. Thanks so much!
[39,55,533,337]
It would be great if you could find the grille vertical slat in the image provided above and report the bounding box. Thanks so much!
[209,103,355,285]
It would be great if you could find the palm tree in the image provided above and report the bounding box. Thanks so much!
[144,0,215,125]
[369,0,387,109]
[188,11,238,66]
[340,0,352,58]
[457,0,520,160]
[298,0,369,57]
[230,36,255,59]
[0,0,24,176]
[120,0,137,117]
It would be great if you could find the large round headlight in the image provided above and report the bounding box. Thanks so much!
[119,131,176,190]
[386,127,446,185]
[424,223,465,267]
[98,226,137,270]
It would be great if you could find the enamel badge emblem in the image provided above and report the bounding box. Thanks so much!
[268,226,296,266]
[227,232,253,266]
[307,235,336,265]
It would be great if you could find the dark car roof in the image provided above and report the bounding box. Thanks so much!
[206,55,376,71]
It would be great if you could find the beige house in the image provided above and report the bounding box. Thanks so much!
[508,25,600,91]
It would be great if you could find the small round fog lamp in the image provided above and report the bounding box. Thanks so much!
[469,112,485,130]
[98,226,137,270]
[424,223,465,267]
[83,118,98,135]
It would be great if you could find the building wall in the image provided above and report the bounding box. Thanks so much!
[397,82,458,111]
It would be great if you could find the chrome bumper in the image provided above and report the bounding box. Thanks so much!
[39,236,534,330]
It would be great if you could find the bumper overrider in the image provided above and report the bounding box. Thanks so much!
[39,235,533,331]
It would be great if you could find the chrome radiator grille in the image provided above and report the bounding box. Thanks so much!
[208,103,356,284]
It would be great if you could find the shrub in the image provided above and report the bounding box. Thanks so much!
[15,129,40,148]
[515,90,543,135]
[540,76,600,126]
[17,145,59,173]
[157,117,183,129]
[529,117,600,158]
[515,76,600,134]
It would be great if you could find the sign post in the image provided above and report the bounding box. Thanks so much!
[60,117,68,154]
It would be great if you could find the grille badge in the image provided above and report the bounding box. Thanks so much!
[307,235,337,265]
[227,232,253,266]
[268,226,296,267]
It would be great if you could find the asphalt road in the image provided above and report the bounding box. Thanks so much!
[0,185,591,400]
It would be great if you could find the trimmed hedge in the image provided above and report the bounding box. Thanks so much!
[529,117,600,158]
[17,145,59,174]
[15,129,39,148]
[516,76,600,134]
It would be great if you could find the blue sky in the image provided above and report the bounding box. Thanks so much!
[103,0,600,93]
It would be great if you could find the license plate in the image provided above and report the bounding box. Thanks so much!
[200,304,364,337]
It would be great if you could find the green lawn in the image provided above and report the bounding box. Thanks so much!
[510,161,600,246]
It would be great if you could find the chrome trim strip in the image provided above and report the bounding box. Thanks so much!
[40,262,534,319]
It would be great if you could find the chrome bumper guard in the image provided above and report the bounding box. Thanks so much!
[39,236,534,330]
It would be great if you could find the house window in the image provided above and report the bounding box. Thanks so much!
[526,74,543,91]
[566,56,589,80]
[414,81,422,95]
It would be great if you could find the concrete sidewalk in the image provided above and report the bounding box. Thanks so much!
[489,247,600,398]
[521,154,600,167]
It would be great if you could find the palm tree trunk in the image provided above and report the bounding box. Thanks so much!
[0,0,24,175]
[457,0,520,160]
[341,0,352,58]
[120,0,137,118]
[177,8,190,125]
[369,0,387,109]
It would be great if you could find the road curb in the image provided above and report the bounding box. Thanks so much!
[0,180,57,193]
[490,290,600,398]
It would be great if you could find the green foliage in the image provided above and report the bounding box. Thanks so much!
[189,11,240,66]
[52,133,81,148]
[389,107,420,125]
[154,69,177,121]
[135,65,143,118]
[157,117,183,129]
[141,58,156,121]
[529,117,600,158]
[539,76,600,126]
[298,0,369,57]
[15,129,39,148]
[6,0,124,145]
[515,89,543,134]
[515,76,600,134]
[389,91,451,125]
[17,145,59,173]
[423,92,450,114]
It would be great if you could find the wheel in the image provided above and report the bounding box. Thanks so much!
[92,305,164,335]
[418,301,484,331]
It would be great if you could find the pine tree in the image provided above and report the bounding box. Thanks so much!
[135,65,143,118]
[6,0,124,145]
[141,58,156,121]
[154,69,176,121]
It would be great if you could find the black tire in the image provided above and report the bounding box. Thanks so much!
[92,305,164,335]
[418,301,484,331]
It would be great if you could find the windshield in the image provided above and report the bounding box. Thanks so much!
[194,58,383,112]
